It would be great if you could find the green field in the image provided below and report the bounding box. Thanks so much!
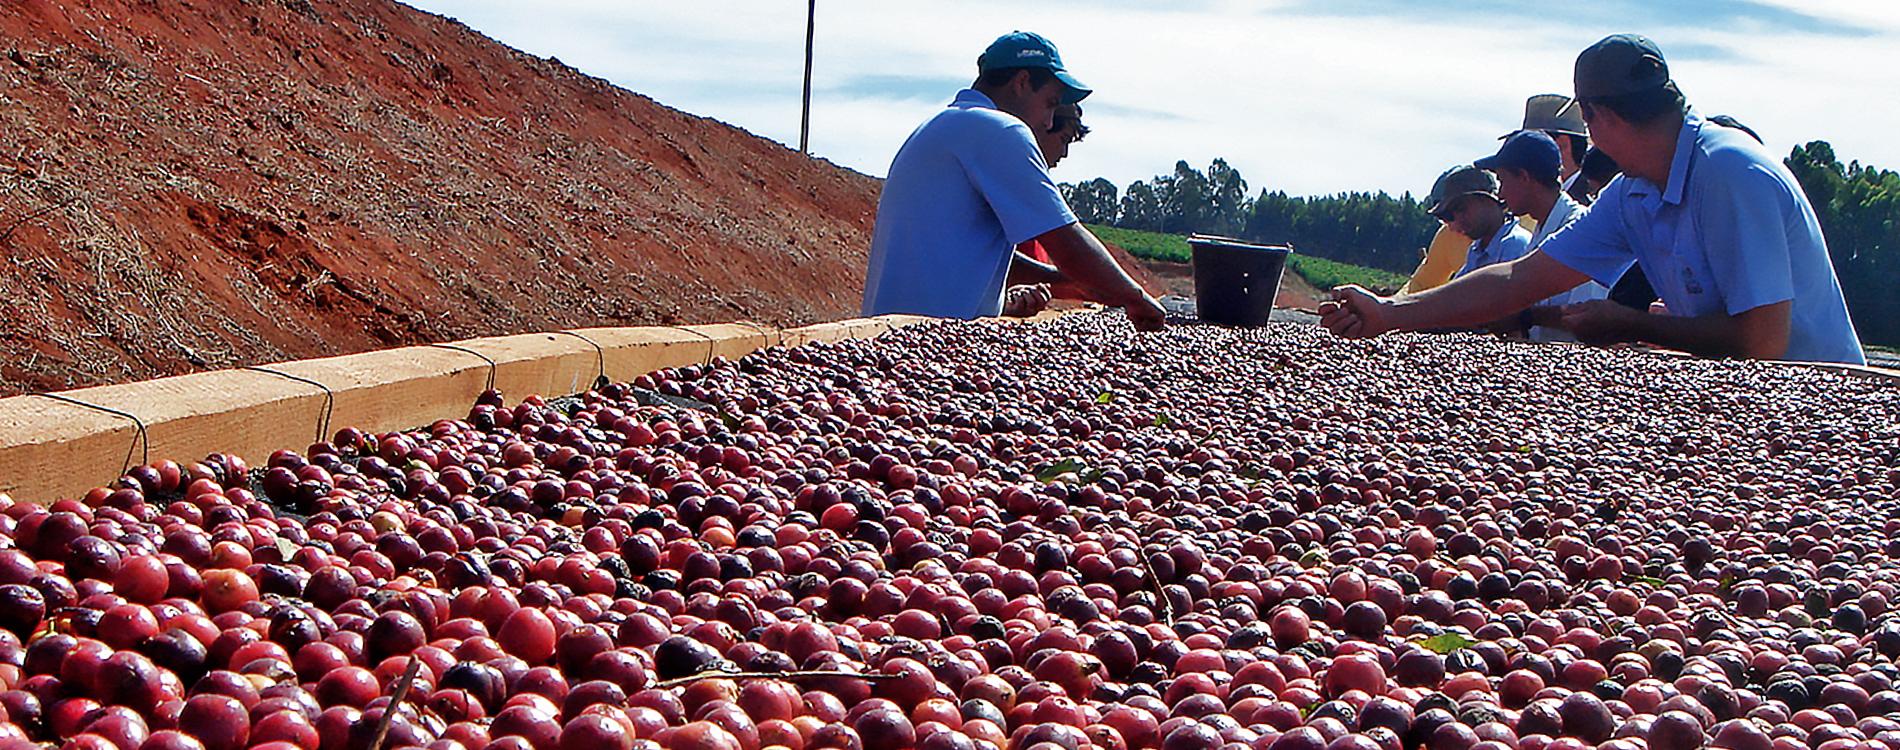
[1087,224,1408,294]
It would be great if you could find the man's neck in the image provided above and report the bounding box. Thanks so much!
[1526,187,1561,223]
[1558,141,1581,181]
[1627,115,1688,186]
[1472,219,1504,248]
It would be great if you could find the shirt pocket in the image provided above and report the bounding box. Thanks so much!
[1662,215,1722,317]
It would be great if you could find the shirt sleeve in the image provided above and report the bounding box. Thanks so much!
[1500,227,1533,263]
[1694,153,1798,315]
[1402,226,1470,293]
[957,118,1078,245]
[1537,181,1637,286]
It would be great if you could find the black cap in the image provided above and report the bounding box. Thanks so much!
[1574,34,1670,99]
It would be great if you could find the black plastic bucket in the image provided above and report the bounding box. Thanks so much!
[1189,235,1291,326]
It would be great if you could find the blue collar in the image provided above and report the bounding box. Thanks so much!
[1660,111,1703,206]
[1490,217,1517,245]
[1617,110,1702,207]
[952,89,998,110]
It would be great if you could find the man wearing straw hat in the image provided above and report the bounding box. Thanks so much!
[1515,94,1594,205]
[861,32,1164,330]
[1321,34,1864,365]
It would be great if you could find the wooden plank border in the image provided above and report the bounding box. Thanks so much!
[0,316,937,505]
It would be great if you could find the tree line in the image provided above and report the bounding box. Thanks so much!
[1785,142,1899,348]
[1059,160,1440,275]
[1064,146,1900,346]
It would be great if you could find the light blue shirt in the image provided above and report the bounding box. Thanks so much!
[1456,218,1532,278]
[1540,112,1863,364]
[1528,194,1608,343]
[861,90,1077,319]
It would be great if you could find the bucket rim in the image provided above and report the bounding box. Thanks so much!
[1187,234,1292,254]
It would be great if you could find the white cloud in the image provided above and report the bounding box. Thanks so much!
[407,0,1900,198]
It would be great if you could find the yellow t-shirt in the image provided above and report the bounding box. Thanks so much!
[1400,225,1472,295]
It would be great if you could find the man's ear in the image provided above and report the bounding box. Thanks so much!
[1008,69,1033,97]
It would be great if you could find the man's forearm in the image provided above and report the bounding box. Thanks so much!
[1624,307,1788,360]
[1008,252,1067,286]
[1624,313,1748,357]
[1389,259,1569,332]
[1038,224,1150,307]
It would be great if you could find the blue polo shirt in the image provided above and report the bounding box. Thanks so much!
[862,90,1077,319]
[1455,219,1532,278]
[1539,112,1863,364]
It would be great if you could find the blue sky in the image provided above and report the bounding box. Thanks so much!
[405,0,1900,199]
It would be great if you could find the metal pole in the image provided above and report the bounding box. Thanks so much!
[800,0,815,154]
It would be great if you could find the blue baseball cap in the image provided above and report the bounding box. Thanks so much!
[978,31,1091,104]
[1476,130,1562,184]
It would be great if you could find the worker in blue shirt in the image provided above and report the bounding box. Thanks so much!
[1423,165,1531,279]
[861,32,1164,330]
[1321,34,1864,365]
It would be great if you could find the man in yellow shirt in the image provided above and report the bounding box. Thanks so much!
[1400,226,1470,294]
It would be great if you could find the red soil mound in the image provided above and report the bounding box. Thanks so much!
[0,0,884,396]
[0,0,1157,397]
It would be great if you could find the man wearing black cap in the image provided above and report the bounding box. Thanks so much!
[1321,34,1864,365]
[1477,130,1608,342]
[862,32,1163,331]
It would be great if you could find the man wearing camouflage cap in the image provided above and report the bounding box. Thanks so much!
[1322,34,1863,364]
[1424,165,1530,279]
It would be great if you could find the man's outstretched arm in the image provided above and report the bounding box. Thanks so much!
[1036,222,1166,331]
[1008,251,1067,286]
[1322,250,1590,338]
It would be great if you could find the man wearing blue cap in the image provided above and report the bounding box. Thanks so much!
[1322,34,1863,364]
[1476,130,1608,342]
[861,32,1164,331]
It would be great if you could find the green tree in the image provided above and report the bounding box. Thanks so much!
[1161,161,1209,235]
[1060,178,1120,225]
[1787,140,1900,346]
[1118,180,1165,231]
[1206,159,1249,237]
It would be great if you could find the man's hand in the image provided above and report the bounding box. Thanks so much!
[1558,299,1642,345]
[1036,223,1165,333]
[1319,285,1396,339]
[1559,299,1791,360]
[1122,293,1166,332]
[1001,284,1053,318]
[1521,305,1565,329]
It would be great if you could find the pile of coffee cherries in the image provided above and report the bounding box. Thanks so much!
[0,312,1895,750]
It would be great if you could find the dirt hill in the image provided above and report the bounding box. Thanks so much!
[0,0,1159,397]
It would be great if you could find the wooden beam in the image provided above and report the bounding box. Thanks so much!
[0,316,934,505]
